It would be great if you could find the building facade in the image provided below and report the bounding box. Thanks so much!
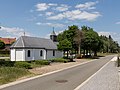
[10,32,63,61]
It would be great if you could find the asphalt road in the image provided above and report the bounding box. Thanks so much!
[1,55,114,90]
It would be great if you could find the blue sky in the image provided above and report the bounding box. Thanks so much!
[0,0,120,43]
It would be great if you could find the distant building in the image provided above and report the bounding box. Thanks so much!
[0,38,16,50]
[10,31,63,61]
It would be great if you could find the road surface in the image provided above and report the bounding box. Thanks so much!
[1,55,114,90]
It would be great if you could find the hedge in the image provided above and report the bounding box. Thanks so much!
[0,60,15,67]
[35,60,50,65]
[14,62,32,69]
[49,58,68,63]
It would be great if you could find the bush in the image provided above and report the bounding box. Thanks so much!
[14,62,32,69]
[49,58,68,63]
[35,60,50,65]
[0,60,15,67]
[63,56,68,59]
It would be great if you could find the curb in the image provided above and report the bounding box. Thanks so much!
[0,59,97,89]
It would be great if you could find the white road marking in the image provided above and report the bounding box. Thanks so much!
[74,56,117,90]
[0,59,96,89]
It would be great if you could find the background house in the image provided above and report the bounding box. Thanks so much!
[0,38,16,50]
[10,31,63,61]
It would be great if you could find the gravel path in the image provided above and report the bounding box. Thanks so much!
[78,60,119,90]
[29,59,88,75]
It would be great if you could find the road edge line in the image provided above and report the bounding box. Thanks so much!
[74,56,117,90]
[0,59,97,89]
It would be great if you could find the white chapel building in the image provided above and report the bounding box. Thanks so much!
[10,31,63,61]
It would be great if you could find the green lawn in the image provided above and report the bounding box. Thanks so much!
[97,53,116,57]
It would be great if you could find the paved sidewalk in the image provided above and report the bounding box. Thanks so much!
[77,58,119,90]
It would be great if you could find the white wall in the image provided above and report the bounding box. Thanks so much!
[16,49,24,61]
[11,49,63,61]
[46,50,63,59]
[11,49,15,61]
[56,50,63,58]
[25,49,46,61]
[11,49,25,61]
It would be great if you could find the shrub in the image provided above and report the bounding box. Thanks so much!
[49,58,68,63]
[63,56,68,59]
[14,62,32,69]
[35,60,50,65]
[0,60,15,67]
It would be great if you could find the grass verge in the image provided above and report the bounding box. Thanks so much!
[0,67,31,85]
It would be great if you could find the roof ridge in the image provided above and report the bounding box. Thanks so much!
[21,36,25,47]
[14,37,20,47]
[22,36,50,40]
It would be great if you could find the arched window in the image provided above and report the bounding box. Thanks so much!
[53,50,55,56]
[27,50,30,57]
[40,50,43,56]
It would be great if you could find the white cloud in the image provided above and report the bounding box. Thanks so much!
[47,9,101,21]
[54,4,70,12]
[45,12,54,16]
[48,3,57,6]
[0,26,32,37]
[75,1,98,10]
[36,22,65,28]
[47,13,65,20]
[34,2,101,22]
[35,3,58,11]
[116,22,120,24]
[98,31,111,37]
[36,3,50,11]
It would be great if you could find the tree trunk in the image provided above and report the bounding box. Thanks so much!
[83,49,85,56]
[67,50,69,58]
[94,51,97,56]
[78,44,81,55]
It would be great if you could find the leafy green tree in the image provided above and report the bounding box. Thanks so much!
[100,35,120,53]
[81,26,102,56]
[57,25,80,55]
[0,40,5,49]
[57,39,72,58]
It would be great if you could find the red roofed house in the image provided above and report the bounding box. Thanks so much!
[0,38,16,50]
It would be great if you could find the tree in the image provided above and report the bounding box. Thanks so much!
[81,26,101,56]
[74,29,83,55]
[100,35,120,53]
[57,25,81,55]
[0,41,5,49]
[57,39,72,58]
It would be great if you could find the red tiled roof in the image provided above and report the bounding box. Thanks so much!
[0,38,16,44]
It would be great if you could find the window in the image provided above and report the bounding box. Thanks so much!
[53,50,55,56]
[40,50,43,56]
[27,50,30,57]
